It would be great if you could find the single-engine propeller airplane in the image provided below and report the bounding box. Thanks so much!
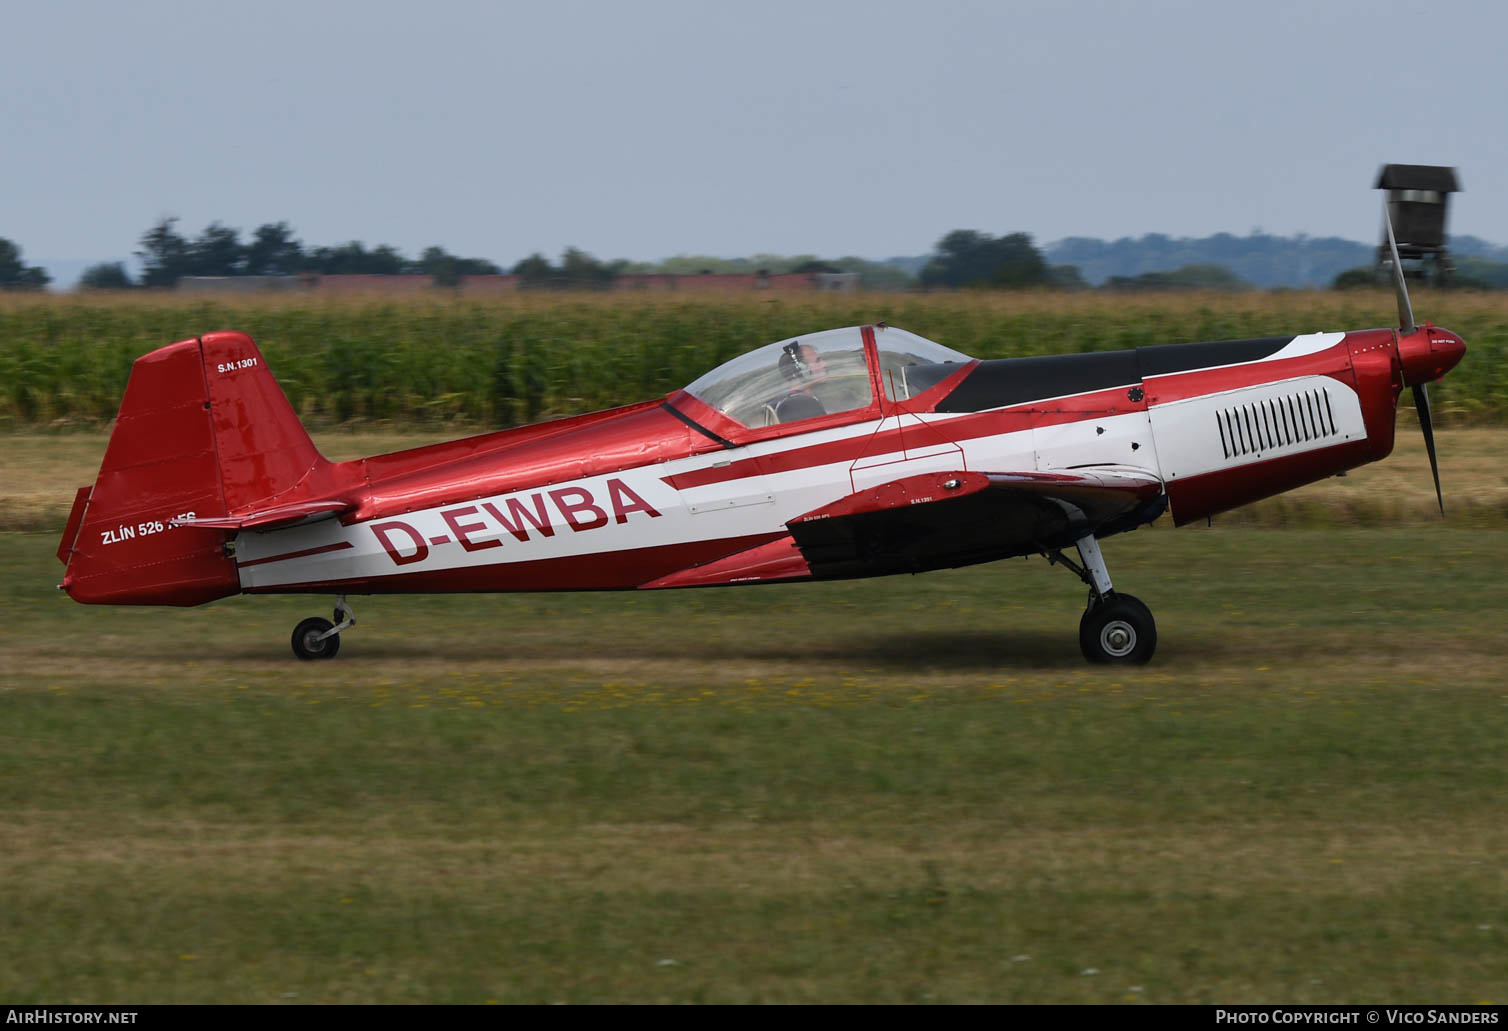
[57,212,1465,664]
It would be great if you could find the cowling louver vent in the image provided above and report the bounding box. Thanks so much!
[1217,386,1338,460]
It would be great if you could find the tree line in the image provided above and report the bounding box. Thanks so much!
[0,238,50,291]
[70,219,687,290]
[915,230,1259,292]
[93,222,1300,293]
[115,218,504,288]
[50,218,922,291]
[10,219,1508,294]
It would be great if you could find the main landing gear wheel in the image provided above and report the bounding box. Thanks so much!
[292,617,341,660]
[1045,531,1160,665]
[1079,593,1157,665]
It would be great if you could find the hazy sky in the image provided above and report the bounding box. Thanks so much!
[6,0,1506,271]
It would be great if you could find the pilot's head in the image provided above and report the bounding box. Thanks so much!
[779,342,826,383]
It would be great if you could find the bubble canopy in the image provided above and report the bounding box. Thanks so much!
[680,326,973,430]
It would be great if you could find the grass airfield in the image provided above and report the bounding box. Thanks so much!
[2,430,1507,1003]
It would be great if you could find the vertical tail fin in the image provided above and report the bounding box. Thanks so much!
[60,331,335,606]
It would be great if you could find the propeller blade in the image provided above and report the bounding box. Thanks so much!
[1413,383,1443,516]
[1383,198,1417,336]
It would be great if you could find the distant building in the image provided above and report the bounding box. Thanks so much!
[177,275,309,294]
[459,274,521,293]
[610,271,859,293]
[178,274,432,295]
[308,274,432,294]
[177,270,867,295]
[469,271,860,294]
[812,272,861,292]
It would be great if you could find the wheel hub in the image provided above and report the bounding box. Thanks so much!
[1100,620,1136,658]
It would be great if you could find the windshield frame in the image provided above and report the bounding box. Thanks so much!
[667,326,883,444]
[665,324,977,445]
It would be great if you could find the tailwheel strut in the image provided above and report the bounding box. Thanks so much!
[1046,534,1157,665]
[291,595,356,661]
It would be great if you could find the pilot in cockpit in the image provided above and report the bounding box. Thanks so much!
[771,341,828,422]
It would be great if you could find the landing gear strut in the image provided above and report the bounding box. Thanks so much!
[291,595,356,660]
[1047,534,1157,665]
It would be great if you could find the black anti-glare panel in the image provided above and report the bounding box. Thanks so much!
[933,337,1298,413]
[1136,337,1292,378]
[934,350,1142,412]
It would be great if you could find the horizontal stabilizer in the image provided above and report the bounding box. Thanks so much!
[172,500,354,532]
[57,486,93,565]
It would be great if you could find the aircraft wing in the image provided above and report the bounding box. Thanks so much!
[641,467,1165,589]
[787,467,1165,579]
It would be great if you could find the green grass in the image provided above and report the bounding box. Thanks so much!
[3,525,1507,1003]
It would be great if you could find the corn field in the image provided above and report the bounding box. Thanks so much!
[2,289,1505,429]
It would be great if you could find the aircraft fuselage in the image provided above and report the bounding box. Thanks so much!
[225,327,1431,595]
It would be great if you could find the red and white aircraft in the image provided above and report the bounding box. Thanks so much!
[56,229,1465,664]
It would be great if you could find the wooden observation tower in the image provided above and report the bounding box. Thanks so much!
[1374,164,1461,281]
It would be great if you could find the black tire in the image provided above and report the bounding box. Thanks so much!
[292,616,341,660]
[1079,593,1156,665]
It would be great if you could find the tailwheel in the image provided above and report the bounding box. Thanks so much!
[291,594,356,660]
[1079,593,1156,665]
[292,617,341,660]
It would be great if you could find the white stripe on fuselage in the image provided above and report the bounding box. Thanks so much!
[235,427,893,589]
[234,412,1154,590]
[1262,332,1346,364]
[236,337,1350,590]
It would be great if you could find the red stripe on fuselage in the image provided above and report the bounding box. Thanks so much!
[659,340,1359,494]
[348,401,710,524]
[1164,438,1373,525]
[241,532,790,594]
[1142,338,1356,406]
[662,383,1143,490]
[237,540,355,569]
